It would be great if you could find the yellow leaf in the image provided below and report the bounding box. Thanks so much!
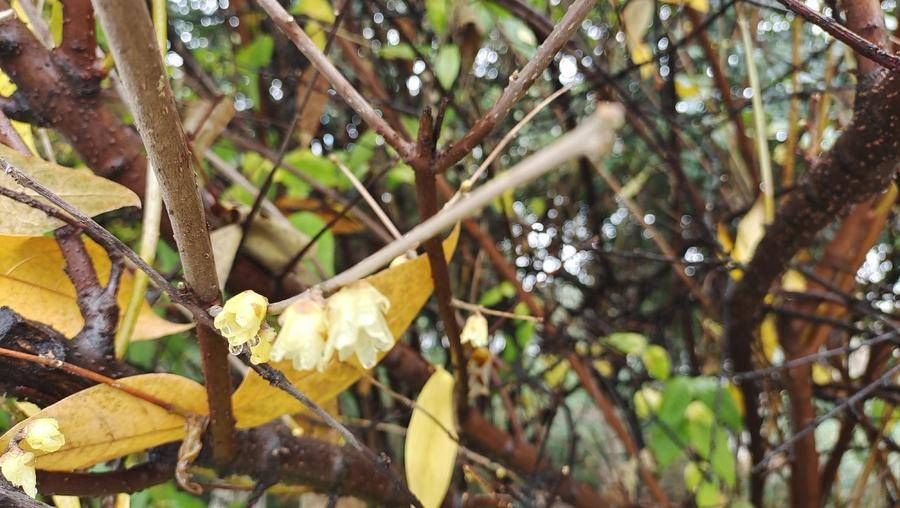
[726,383,745,418]
[623,0,654,43]
[0,374,208,471]
[293,0,335,23]
[674,76,699,99]
[544,358,570,387]
[0,236,193,340]
[628,42,654,80]
[728,196,766,279]
[781,269,806,292]
[48,0,63,45]
[52,496,80,508]
[231,226,460,428]
[660,0,709,13]
[0,143,140,236]
[812,364,832,385]
[759,314,780,363]
[0,74,36,154]
[405,368,458,508]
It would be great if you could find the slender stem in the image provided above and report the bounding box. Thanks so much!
[775,0,900,70]
[0,347,188,416]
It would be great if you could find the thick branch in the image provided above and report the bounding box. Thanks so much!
[92,0,236,463]
[724,70,900,505]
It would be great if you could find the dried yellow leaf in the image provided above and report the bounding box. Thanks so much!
[0,374,208,471]
[405,368,458,508]
[0,143,140,236]
[0,235,193,340]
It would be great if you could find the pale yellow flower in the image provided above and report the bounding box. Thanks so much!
[324,281,393,369]
[23,418,65,453]
[213,290,268,351]
[0,447,36,498]
[461,313,488,347]
[249,325,275,365]
[271,296,329,371]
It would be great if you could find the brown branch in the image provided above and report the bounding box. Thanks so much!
[776,0,900,71]
[92,0,236,464]
[411,108,470,417]
[56,226,122,359]
[0,2,147,194]
[724,70,900,506]
[56,0,100,83]
[255,0,416,160]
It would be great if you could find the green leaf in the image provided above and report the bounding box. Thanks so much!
[291,0,335,23]
[386,162,416,188]
[606,332,647,355]
[647,422,682,467]
[641,345,671,380]
[689,377,743,430]
[282,149,342,190]
[684,461,702,491]
[426,0,450,35]
[434,44,461,90]
[379,43,417,60]
[344,130,379,177]
[711,432,736,487]
[288,212,335,276]
[658,376,691,426]
[478,282,516,307]
[497,17,537,58]
[236,35,274,69]
[696,479,723,507]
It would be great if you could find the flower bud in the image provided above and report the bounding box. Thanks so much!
[460,313,488,347]
[213,290,269,350]
[23,418,65,453]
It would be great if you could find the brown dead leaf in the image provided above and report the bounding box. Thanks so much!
[0,235,193,340]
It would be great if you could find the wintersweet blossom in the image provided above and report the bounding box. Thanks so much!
[0,447,36,497]
[460,313,489,347]
[323,281,393,369]
[249,325,275,365]
[271,295,329,371]
[213,290,269,352]
[23,418,65,453]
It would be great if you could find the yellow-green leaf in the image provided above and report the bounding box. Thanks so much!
[641,345,671,380]
[405,368,458,508]
[0,235,193,340]
[0,143,140,236]
[231,226,460,428]
[0,374,208,471]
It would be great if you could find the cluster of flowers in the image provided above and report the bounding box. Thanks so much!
[213,281,394,371]
[0,418,66,497]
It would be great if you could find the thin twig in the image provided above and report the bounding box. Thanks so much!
[255,0,415,160]
[754,363,900,473]
[0,347,190,416]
